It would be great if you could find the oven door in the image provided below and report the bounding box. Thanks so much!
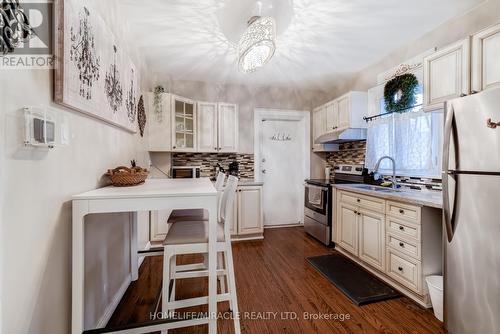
[304,184,328,215]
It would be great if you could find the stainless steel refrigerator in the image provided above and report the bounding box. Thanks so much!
[443,87,500,334]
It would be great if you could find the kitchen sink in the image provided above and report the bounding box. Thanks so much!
[349,184,402,193]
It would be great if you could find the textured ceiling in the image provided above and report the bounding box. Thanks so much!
[119,0,483,89]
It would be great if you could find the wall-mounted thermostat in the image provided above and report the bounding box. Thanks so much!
[24,107,68,148]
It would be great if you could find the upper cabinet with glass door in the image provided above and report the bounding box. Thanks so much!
[172,95,197,152]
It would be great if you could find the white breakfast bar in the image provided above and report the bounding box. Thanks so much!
[72,178,219,334]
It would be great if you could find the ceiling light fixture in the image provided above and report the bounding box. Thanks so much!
[237,4,276,74]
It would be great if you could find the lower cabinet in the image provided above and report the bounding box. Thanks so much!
[337,202,385,272]
[335,190,442,308]
[232,185,264,239]
[150,210,170,242]
[337,203,359,255]
[358,208,385,272]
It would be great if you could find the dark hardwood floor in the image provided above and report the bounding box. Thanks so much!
[107,227,444,334]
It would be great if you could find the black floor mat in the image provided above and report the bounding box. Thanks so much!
[307,252,401,306]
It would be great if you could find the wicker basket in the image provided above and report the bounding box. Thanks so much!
[106,166,149,187]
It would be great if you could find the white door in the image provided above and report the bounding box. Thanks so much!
[260,119,304,226]
[237,186,263,235]
[326,101,338,132]
[423,39,471,111]
[472,23,500,92]
[171,95,197,152]
[337,95,351,130]
[218,103,239,153]
[358,208,385,271]
[197,101,218,152]
[337,203,358,255]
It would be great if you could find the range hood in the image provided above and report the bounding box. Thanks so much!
[315,128,367,144]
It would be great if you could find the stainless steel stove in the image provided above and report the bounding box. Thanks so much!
[304,164,367,246]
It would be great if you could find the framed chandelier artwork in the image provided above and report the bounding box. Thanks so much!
[54,0,139,133]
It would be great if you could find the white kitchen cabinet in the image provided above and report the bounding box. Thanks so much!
[312,91,368,147]
[172,95,197,152]
[423,38,471,111]
[197,101,218,152]
[313,106,326,140]
[312,106,328,152]
[367,84,385,117]
[218,103,239,153]
[147,92,171,151]
[197,102,238,153]
[237,186,263,235]
[326,101,338,132]
[335,190,442,307]
[358,208,385,272]
[472,23,500,93]
[337,202,358,256]
[337,95,351,130]
[150,210,170,242]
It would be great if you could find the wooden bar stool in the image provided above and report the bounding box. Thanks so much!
[161,176,241,334]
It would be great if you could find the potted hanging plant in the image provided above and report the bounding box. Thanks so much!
[153,85,165,122]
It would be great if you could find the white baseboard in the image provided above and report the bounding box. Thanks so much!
[95,275,131,329]
[264,223,303,229]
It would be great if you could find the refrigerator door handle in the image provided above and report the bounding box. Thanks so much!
[443,102,457,242]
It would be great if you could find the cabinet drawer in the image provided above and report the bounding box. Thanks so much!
[339,191,385,213]
[386,249,422,294]
[387,217,421,241]
[387,233,421,260]
[386,201,421,223]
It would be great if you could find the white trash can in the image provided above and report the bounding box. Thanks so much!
[426,275,443,321]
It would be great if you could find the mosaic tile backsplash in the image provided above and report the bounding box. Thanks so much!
[172,153,254,179]
[325,141,442,191]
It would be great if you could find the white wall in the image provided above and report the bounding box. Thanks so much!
[0,1,151,333]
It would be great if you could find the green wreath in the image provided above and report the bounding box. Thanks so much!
[384,73,419,113]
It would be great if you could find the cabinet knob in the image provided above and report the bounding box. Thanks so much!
[358,213,361,216]
[399,242,405,248]
[399,209,405,214]
[398,267,404,272]
[357,199,361,203]
[460,93,467,97]
[173,146,176,149]
[399,226,405,231]
[354,211,358,214]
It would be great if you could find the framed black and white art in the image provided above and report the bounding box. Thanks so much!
[54,0,138,133]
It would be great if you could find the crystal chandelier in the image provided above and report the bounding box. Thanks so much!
[238,15,276,73]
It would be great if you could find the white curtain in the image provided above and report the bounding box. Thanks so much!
[366,115,394,170]
[365,110,443,177]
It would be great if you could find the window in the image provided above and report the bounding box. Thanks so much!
[366,85,443,178]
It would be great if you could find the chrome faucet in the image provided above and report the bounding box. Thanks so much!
[374,156,397,189]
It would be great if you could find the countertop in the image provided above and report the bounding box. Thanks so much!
[334,184,443,209]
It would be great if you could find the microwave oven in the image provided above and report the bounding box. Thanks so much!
[171,166,201,178]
